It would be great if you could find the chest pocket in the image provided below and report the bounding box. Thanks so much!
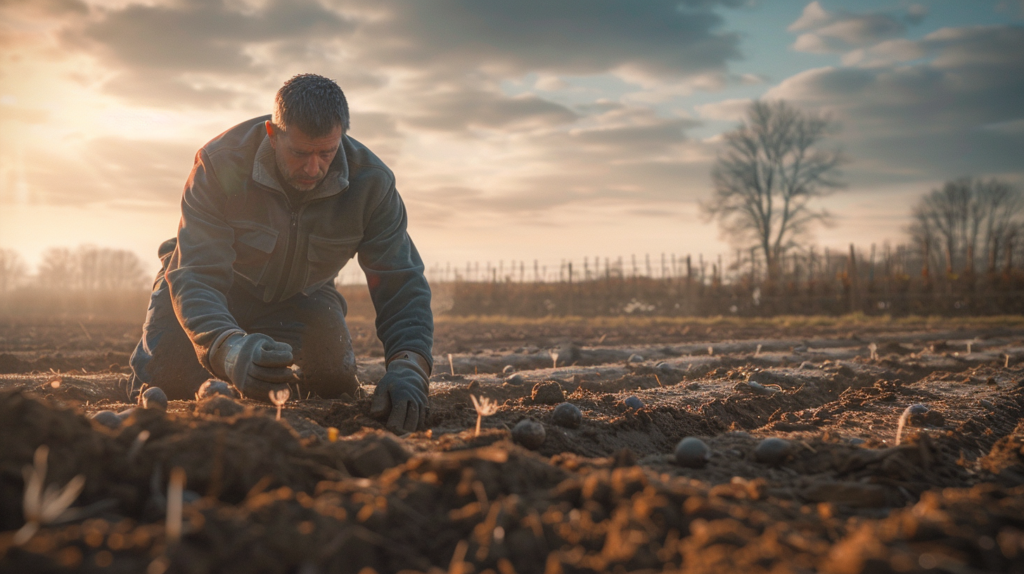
[230,220,278,286]
[304,233,362,290]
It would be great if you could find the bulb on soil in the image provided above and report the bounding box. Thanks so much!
[512,419,546,450]
[197,379,234,400]
[504,373,525,386]
[624,396,644,411]
[141,387,168,411]
[90,410,122,429]
[552,402,583,429]
[674,437,711,468]
[502,365,515,375]
[754,437,792,465]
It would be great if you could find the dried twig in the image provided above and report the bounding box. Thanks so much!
[166,467,186,543]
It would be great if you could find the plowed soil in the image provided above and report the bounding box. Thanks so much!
[1,316,1024,574]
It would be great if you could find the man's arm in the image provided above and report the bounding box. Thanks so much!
[359,178,434,433]
[165,149,245,372]
[357,179,434,372]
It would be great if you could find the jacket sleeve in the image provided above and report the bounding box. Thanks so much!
[358,178,434,372]
[165,149,245,371]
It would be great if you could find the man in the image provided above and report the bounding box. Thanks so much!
[127,74,433,433]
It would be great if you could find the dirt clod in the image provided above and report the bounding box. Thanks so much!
[552,402,582,428]
[753,437,791,465]
[90,410,121,429]
[195,395,246,417]
[512,418,546,449]
[197,379,234,399]
[141,386,168,411]
[675,437,710,468]
[531,381,564,404]
[623,395,644,410]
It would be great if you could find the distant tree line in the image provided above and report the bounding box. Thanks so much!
[909,177,1022,277]
[0,246,148,293]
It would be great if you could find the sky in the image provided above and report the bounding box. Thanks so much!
[1,0,1022,280]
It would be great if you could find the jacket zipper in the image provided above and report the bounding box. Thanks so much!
[273,206,301,301]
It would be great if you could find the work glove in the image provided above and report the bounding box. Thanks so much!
[211,333,299,403]
[370,352,430,434]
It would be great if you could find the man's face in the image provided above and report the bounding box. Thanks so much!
[267,122,343,192]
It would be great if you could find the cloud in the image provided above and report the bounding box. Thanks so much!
[342,0,742,79]
[768,25,1024,183]
[695,97,752,121]
[17,137,196,207]
[401,89,579,132]
[789,1,926,54]
[0,102,50,124]
[52,0,746,110]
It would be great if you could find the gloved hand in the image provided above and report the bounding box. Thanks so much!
[370,352,430,434]
[211,333,299,402]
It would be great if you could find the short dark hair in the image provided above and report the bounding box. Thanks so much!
[272,74,350,136]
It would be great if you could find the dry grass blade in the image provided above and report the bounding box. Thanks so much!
[15,445,86,545]
[166,467,186,543]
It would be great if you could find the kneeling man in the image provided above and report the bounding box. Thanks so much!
[127,74,433,433]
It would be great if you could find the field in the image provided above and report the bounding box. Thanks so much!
[1,315,1024,573]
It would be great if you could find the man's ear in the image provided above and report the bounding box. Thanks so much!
[265,120,278,146]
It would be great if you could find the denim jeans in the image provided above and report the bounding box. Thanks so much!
[127,240,359,401]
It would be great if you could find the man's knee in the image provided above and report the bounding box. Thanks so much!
[291,287,360,398]
[128,278,211,400]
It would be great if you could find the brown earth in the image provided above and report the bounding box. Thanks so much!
[1,315,1024,573]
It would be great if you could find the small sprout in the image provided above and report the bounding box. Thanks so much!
[896,404,929,445]
[755,344,762,357]
[868,342,878,360]
[966,341,973,354]
[1005,354,1011,369]
[448,353,455,376]
[15,445,85,545]
[470,394,499,437]
[166,467,186,543]
[708,346,714,356]
[551,352,559,369]
[269,388,290,421]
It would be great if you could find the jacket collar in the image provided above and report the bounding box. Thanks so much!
[252,133,350,201]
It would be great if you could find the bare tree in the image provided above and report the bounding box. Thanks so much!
[908,177,1023,276]
[702,100,844,280]
[0,249,27,293]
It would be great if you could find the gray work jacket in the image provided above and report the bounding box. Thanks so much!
[165,115,433,372]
